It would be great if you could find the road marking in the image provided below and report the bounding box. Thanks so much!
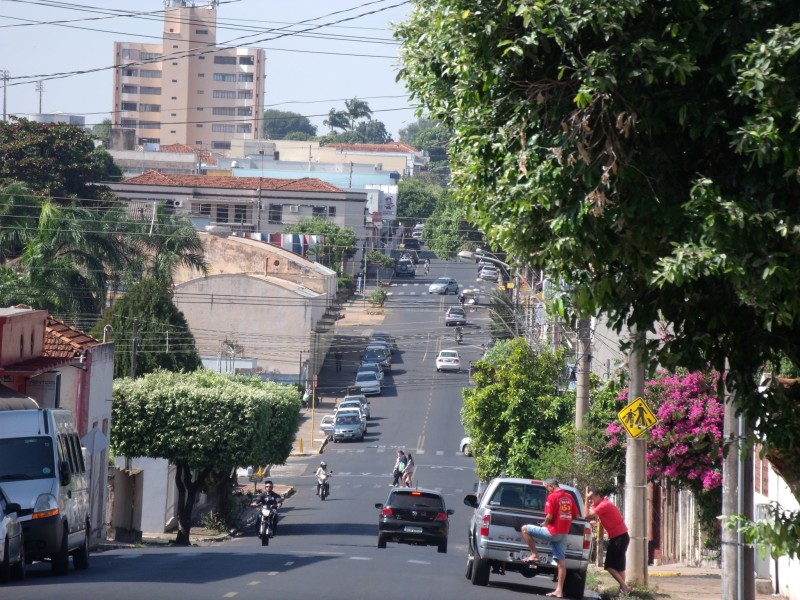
[223,593,238,597]
[284,561,295,566]
[247,581,260,586]
[408,560,431,565]
[350,556,371,561]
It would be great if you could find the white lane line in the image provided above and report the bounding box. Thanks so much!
[408,560,431,565]
[350,556,372,561]
[284,561,295,566]
[223,593,238,597]
[247,581,261,586]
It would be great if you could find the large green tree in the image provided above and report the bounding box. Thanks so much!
[397,178,441,223]
[283,217,357,275]
[112,370,301,544]
[263,109,317,140]
[424,191,482,259]
[399,117,451,176]
[0,118,121,203]
[398,1,800,502]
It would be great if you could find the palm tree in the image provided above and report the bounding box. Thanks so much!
[0,182,41,264]
[344,98,373,130]
[323,109,349,133]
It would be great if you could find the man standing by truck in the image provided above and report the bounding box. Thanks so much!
[584,488,631,595]
[521,478,578,598]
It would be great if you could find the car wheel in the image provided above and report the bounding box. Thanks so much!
[51,524,70,575]
[72,523,90,570]
[470,553,490,586]
[437,539,448,554]
[377,534,387,549]
[0,537,10,583]
[11,539,25,581]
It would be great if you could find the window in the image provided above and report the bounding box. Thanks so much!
[122,68,138,77]
[198,73,204,78]
[216,205,229,223]
[214,73,236,82]
[196,124,203,128]
[212,107,235,116]
[236,124,252,133]
[121,119,137,128]
[196,29,208,34]
[199,55,205,60]
[140,86,161,95]
[239,73,254,82]
[197,90,204,94]
[138,137,160,145]
[268,204,283,224]
[239,56,254,65]
[197,203,212,217]
[237,106,252,116]
[213,90,236,99]
[313,205,327,217]
[212,124,235,133]
[139,104,161,112]
[237,90,253,99]
[234,204,247,223]
[121,84,138,94]
[141,51,163,60]
[214,56,237,64]
[328,206,336,217]
[121,102,137,111]
[212,141,231,150]
[140,69,162,78]
[139,121,161,129]
[121,49,139,60]
[197,107,204,111]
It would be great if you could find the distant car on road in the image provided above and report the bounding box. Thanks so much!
[353,370,381,395]
[401,237,421,251]
[375,488,453,553]
[429,277,459,295]
[436,349,461,372]
[478,265,500,282]
[445,306,467,326]
[357,362,384,386]
[395,258,416,277]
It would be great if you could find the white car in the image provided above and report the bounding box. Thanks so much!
[342,394,370,420]
[435,349,461,372]
[478,265,500,282]
[460,437,473,456]
[354,370,381,395]
[358,362,384,385]
[337,399,369,421]
[429,277,459,295]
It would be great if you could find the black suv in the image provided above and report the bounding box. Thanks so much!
[375,488,453,553]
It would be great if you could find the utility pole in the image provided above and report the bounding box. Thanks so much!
[1,70,9,121]
[35,80,44,113]
[722,363,755,600]
[625,325,648,587]
[575,316,591,428]
[130,317,139,379]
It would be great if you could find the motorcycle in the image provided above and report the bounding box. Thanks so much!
[455,327,463,344]
[317,471,332,501]
[252,496,281,546]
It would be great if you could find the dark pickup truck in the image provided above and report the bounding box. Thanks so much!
[464,477,592,599]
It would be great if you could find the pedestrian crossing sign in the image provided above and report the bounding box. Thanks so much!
[618,397,657,438]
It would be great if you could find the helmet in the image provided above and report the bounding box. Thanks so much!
[320,461,327,467]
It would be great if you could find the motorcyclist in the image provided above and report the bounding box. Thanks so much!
[253,480,283,534]
[315,461,330,496]
[458,293,465,308]
[455,325,463,343]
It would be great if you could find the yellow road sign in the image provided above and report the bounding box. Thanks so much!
[618,397,657,438]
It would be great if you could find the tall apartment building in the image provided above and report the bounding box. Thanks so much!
[112,0,264,152]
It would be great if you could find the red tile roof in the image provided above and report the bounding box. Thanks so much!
[123,171,344,192]
[158,144,218,166]
[45,316,100,359]
[325,142,419,153]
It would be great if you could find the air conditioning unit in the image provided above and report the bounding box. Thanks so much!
[289,205,300,213]
[171,199,184,208]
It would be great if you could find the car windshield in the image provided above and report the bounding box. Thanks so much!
[356,372,376,382]
[0,437,56,481]
[434,278,450,284]
[364,348,387,358]
[448,308,465,315]
[336,415,358,425]
[340,402,360,410]
[440,351,459,359]
[389,491,444,510]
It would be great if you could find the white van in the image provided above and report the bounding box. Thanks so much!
[0,408,90,574]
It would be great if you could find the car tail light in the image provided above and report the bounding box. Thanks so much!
[382,507,395,516]
[480,514,491,537]
[583,524,592,550]
[435,512,448,521]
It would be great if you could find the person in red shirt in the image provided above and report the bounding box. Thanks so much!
[585,488,631,595]
[521,478,578,598]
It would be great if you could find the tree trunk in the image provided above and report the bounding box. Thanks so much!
[173,462,211,546]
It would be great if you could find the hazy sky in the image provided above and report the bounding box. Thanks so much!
[0,0,417,139]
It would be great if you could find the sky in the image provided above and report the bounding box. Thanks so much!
[0,0,418,139]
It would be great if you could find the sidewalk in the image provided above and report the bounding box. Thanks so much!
[592,563,784,599]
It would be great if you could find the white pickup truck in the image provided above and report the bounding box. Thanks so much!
[464,477,592,599]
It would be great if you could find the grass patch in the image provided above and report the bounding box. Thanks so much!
[589,566,667,599]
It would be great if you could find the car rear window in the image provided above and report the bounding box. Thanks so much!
[389,492,444,510]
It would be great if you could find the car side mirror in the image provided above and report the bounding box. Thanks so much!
[375,503,384,509]
[464,494,478,508]
[59,460,71,486]
[6,502,21,514]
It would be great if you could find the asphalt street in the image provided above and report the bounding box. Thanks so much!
[2,258,579,600]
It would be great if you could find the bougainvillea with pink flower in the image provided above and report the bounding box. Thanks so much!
[607,368,723,491]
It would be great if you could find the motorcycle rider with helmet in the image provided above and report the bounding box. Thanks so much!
[315,461,330,496]
[253,480,283,534]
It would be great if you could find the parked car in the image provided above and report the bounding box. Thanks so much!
[342,394,371,420]
[0,486,25,583]
[460,437,472,457]
[338,399,370,422]
[436,350,461,372]
[395,258,416,277]
[354,370,381,395]
[478,265,500,282]
[331,412,365,442]
[375,488,453,553]
[401,237,421,251]
[320,414,335,438]
[364,340,392,358]
[428,277,459,295]
[357,363,384,386]
[363,346,391,369]
[371,331,397,354]
[445,306,467,326]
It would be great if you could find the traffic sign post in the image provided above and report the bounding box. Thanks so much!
[618,396,657,438]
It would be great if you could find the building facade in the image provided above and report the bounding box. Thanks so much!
[112,0,264,151]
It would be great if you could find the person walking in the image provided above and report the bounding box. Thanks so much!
[402,453,415,487]
[584,488,631,595]
[521,478,578,598]
[391,449,407,487]
[334,350,343,372]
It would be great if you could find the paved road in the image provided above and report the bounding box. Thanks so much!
[2,259,583,600]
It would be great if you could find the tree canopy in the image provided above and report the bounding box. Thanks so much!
[398,0,800,501]
[112,369,301,544]
[283,217,358,275]
[263,109,317,140]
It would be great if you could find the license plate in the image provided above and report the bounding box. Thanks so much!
[538,554,550,564]
[404,526,423,533]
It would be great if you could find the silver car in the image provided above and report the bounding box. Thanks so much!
[343,394,371,420]
[429,277,459,295]
[337,399,370,421]
[332,413,365,442]
[354,370,381,395]
[358,363,384,386]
